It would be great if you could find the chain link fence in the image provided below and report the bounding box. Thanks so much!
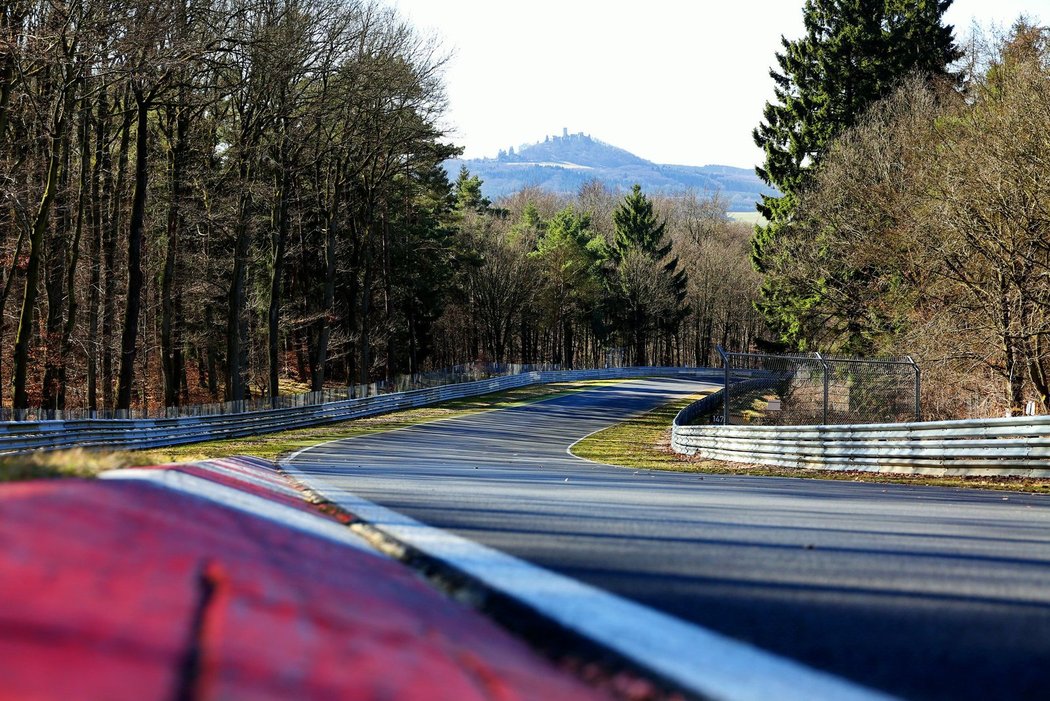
[715,346,920,426]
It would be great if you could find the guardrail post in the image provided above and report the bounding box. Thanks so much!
[716,345,730,425]
[906,355,921,421]
[814,352,830,425]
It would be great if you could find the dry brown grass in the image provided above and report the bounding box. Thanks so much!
[0,448,173,482]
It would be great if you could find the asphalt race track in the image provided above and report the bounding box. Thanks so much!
[287,377,1050,701]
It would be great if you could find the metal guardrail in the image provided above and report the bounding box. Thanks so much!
[674,377,776,426]
[0,367,720,456]
[672,390,1050,477]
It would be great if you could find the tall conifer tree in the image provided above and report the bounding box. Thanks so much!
[752,0,959,344]
[613,184,667,260]
[611,185,689,363]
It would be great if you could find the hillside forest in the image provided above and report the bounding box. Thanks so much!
[0,0,761,415]
[4,0,1047,421]
[752,2,1050,418]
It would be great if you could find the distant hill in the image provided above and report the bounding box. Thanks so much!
[445,131,777,212]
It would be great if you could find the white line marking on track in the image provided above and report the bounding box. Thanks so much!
[566,423,637,467]
[565,386,719,468]
[101,468,380,555]
[281,459,898,701]
[266,380,616,453]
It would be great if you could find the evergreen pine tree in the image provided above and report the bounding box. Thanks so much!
[752,0,959,344]
[531,207,603,367]
[454,165,490,213]
[610,185,689,363]
[613,184,668,260]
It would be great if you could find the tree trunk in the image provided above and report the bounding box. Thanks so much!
[1019,299,1049,414]
[0,4,19,142]
[0,223,27,413]
[58,99,91,410]
[204,304,219,398]
[116,91,149,413]
[103,88,131,411]
[86,88,107,412]
[408,305,419,375]
[41,88,74,413]
[358,220,374,386]
[310,188,339,391]
[161,102,189,407]
[293,328,307,381]
[997,274,1024,416]
[633,303,646,366]
[14,111,65,414]
[520,315,530,364]
[226,185,252,403]
[268,132,291,405]
[382,209,396,381]
[1028,336,1050,413]
[562,320,574,369]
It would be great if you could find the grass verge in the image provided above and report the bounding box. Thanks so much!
[0,448,173,483]
[156,379,619,463]
[0,379,622,481]
[571,394,1050,494]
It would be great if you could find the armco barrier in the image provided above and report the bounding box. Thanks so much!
[672,393,1050,477]
[0,367,721,455]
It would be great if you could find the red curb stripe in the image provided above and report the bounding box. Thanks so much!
[198,456,297,490]
[0,478,608,701]
[165,463,313,512]
[127,458,321,517]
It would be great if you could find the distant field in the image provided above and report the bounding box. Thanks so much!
[727,211,766,225]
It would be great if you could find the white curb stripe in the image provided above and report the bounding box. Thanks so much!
[187,459,304,498]
[100,468,379,555]
[282,461,897,701]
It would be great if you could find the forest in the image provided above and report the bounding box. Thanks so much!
[0,0,762,416]
[752,0,1050,418]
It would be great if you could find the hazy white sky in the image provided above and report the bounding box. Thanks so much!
[390,0,1046,169]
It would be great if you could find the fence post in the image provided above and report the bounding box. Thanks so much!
[906,355,921,421]
[716,345,730,425]
[814,351,831,425]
